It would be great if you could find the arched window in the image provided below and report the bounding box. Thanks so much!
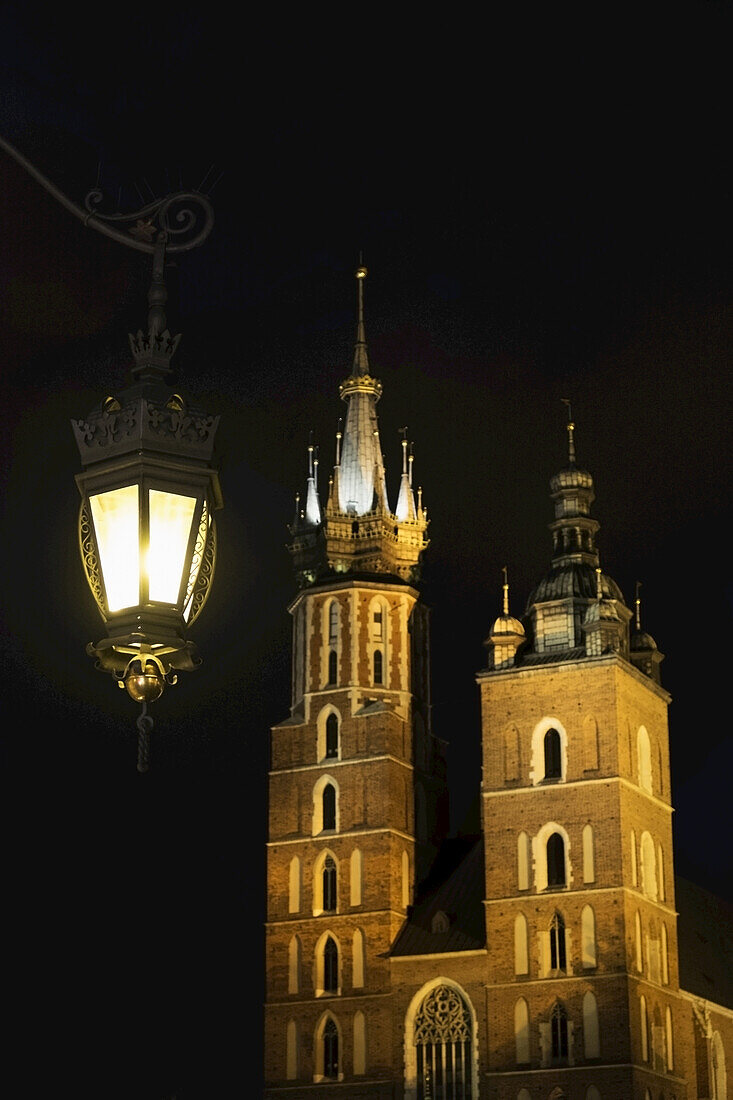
[640,831,658,899]
[658,842,666,901]
[353,1010,366,1075]
[517,831,530,891]
[352,929,365,988]
[544,728,562,779]
[581,904,597,969]
[373,648,383,684]
[550,911,567,972]
[547,833,566,887]
[312,775,339,835]
[288,936,301,995]
[328,649,338,685]
[531,718,567,785]
[323,784,336,831]
[640,994,648,1061]
[631,828,638,887]
[372,607,383,639]
[413,983,473,1098]
[582,824,595,883]
[515,997,530,1064]
[325,712,339,758]
[638,725,652,793]
[583,991,600,1058]
[288,856,301,914]
[514,913,529,976]
[350,849,363,907]
[635,910,643,972]
[323,936,338,993]
[323,855,337,912]
[517,1091,532,1100]
[661,922,669,984]
[585,1088,601,1100]
[323,1017,339,1078]
[551,1002,569,1063]
[286,1018,298,1080]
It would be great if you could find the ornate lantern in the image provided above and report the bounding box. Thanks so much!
[72,235,222,715]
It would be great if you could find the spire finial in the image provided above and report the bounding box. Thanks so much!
[502,566,509,615]
[635,581,642,630]
[353,257,369,377]
[399,426,408,474]
[561,398,576,466]
[596,565,603,601]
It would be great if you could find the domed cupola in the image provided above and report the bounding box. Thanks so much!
[484,568,526,670]
[629,582,664,684]
[524,403,632,658]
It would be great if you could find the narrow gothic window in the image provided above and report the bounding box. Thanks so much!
[329,600,339,642]
[323,1017,339,1077]
[373,648,383,684]
[373,609,383,639]
[324,937,338,993]
[547,832,566,887]
[550,912,567,971]
[414,984,473,1099]
[323,855,337,912]
[326,713,338,758]
[550,1002,569,1062]
[323,784,336,830]
[544,728,562,779]
[328,649,338,685]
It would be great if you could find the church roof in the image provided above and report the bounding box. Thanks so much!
[391,835,486,957]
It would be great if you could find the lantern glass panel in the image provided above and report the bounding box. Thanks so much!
[147,489,197,605]
[90,485,140,612]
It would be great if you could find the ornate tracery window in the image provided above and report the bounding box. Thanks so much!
[413,983,473,1099]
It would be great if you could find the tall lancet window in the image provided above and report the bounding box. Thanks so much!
[373,649,383,684]
[550,1002,569,1063]
[325,713,338,759]
[544,728,562,779]
[323,784,336,831]
[328,649,338,686]
[323,1017,339,1079]
[323,936,338,993]
[413,983,474,1099]
[547,832,567,887]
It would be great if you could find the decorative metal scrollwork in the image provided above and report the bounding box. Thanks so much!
[0,134,214,255]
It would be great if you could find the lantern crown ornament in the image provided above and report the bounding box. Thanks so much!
[71,230,223,731]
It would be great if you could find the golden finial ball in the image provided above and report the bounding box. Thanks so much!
[123,659,165,703]
[356,266,367,279]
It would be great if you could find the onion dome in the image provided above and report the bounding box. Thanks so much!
[629,583,664,683]
[485,569,525,670]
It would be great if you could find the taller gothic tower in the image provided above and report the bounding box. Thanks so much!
[264,266,446,1094]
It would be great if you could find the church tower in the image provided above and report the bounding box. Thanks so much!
[478,408,689,1098]
[264,266,446,1093]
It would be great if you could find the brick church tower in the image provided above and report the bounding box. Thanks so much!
[263,265,446,1093]
[477,409,689,1097]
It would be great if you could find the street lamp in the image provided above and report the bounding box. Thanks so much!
[1,135,222,769]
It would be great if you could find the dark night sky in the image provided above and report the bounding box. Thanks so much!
[2,9,733,1097]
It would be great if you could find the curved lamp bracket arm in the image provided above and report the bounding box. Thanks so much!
[0,134,214,255]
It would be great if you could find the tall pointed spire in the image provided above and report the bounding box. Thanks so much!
[337,262,388,516]
[288,263,429,586]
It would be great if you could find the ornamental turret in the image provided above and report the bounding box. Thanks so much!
[288,264,429,586]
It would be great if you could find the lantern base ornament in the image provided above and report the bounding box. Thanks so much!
[86,632,202,703]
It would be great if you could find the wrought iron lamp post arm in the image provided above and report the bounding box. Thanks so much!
[0,133,214,254]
